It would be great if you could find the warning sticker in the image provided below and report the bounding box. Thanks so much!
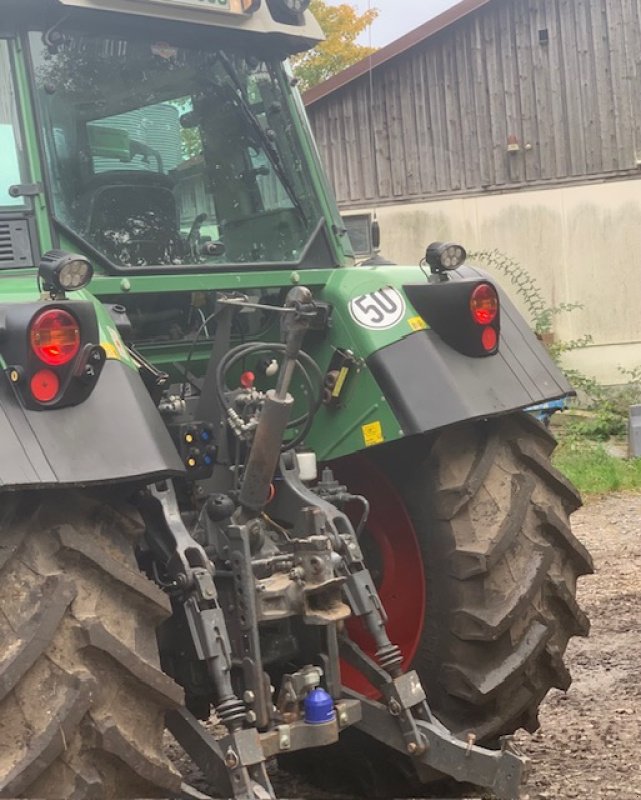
[362,421,385,448]
[408,315,428,332]
[100,342,119,360]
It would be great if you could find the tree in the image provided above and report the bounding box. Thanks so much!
[292,1,379,92]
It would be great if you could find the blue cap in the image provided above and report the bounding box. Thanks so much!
[304,688,335,725]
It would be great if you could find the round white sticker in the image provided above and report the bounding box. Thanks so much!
[349,287,406,330]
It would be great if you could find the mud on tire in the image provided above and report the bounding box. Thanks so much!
[405,412,594,740]
[0,490,183,800]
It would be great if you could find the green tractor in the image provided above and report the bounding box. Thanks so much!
[0,2,592,798]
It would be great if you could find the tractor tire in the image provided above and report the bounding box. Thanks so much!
[283,412,593,796]
[394,412,593,740]
[0,489,184,800]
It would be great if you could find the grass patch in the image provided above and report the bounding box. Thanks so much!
[553,441,641,496]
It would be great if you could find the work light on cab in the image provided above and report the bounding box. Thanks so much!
[267,0,311,21]
[38,250,93,297]
[470,283,499,325]
[425,241,467,274]
[274,0,311,12]
[30,309,81,366]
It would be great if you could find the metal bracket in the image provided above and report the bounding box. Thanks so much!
[167,708,274,800]
[8,183,42,198]
[339,636,526,798]
[348,692,526,800]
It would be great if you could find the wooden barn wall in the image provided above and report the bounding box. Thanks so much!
[0,43,14,125]
[307,0,641,206]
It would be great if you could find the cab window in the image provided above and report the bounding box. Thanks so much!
[0,40,27,208]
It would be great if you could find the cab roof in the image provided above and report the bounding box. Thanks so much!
[52,0,323,54]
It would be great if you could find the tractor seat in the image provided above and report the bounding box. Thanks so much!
[81,171,181,266]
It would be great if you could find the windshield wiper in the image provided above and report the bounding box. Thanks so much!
[218,53,307,224]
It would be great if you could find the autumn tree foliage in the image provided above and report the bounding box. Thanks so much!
[292,1,379,92]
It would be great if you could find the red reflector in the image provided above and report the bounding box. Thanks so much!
[470,284,499,325]
[30,369,60,403]
[240,371,256,389]
[482,326,498,352]
[30,309,80,366]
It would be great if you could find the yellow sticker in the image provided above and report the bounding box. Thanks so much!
[362,421,385,448]
[100,342,119,360]
[331,366,350,398]
[408,315,428,332]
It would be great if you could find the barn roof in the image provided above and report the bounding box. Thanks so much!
[303,0,494,106]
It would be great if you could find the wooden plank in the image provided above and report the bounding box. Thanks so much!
[454,20,481,189]
[602,0,633,169]
[588,0,618,172]
[545,0,571,176]
[514,0,542,182]
[619,0,641,168]
[469,14,494,187]
[354,80,378,201]
[498,0,525,184]
[329,99,350,202]
[557,0,587,175]
[382,64,407,197]
[426,45,451,192]
[340,90,362,201]
[371,76,393,198]
[529,0,556,178]
[0,45,13,125]
[397,56,421,196]
[310,109,333,192]
[482,7,508,185]
[574,0,602,173]
[411,50,438,195]
[441,32,464,190]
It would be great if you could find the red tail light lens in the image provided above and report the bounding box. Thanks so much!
[481,326,498,352]
[470,284,499,325]
[30,369,60,403]
[30,309,80,366]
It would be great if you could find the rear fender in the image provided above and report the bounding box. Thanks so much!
[0,357,183,489]
[305,264,570,461]
[0,298,182,489]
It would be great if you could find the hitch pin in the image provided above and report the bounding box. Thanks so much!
[465,731,476,757]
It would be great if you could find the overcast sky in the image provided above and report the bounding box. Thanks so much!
[325,0,461,47]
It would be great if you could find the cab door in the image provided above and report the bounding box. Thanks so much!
[0,37,39,269]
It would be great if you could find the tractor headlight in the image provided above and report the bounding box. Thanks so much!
[39,250,93,295]
[425,242,467,273]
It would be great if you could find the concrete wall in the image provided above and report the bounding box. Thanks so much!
[348,178,641,385]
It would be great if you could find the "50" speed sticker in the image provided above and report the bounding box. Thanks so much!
[348,287,406,330]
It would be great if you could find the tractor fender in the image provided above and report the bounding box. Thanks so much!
[0,358,183,490]
[367,266,572,436]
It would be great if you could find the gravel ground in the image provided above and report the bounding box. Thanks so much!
[514,491,641,800]
[171,491,641,799]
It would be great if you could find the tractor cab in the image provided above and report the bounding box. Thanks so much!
[27,18,329,270]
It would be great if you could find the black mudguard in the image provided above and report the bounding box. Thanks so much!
[369,267,572,436]
[0,359,183,489]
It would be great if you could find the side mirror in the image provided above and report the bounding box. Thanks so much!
[372,218,381,251]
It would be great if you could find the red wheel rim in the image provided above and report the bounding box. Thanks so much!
[331,455,426,698]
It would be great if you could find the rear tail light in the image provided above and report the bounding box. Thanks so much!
[404,278,501,358]
[481,326,498,352]
[30,309,81,366]
[30,369,60,403]
[0,301,104,411]
[470,284,499,326]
